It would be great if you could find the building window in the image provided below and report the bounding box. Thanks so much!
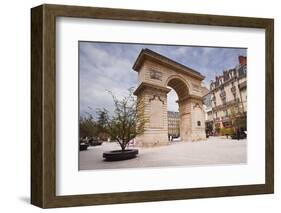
[213,101,217,106]
[224,110,228,116]
[231,85,236,94]
[223,121,231,128]
[221,96,226,105]
[197,121,201,126]
[220,90,226,98]
[212,94,216,101]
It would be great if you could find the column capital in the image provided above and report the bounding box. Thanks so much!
[133,82,171,96]
[177,94,203,103]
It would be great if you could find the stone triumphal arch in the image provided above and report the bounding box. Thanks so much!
[133,49,206,147]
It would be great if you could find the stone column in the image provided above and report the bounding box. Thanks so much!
[134,82,170,147]
[178,99,192,141]
[178,96,206,142]
[189,97,206,141]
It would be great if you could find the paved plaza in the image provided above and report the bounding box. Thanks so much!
[79,137,247,170]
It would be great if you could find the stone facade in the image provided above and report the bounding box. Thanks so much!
[167,111,180,138]
[133,49,206,146]
[203,56,247,133]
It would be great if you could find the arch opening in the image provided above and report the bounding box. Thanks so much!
[167,77,189,101]
[167,88,180,141]
[167,78,190,142]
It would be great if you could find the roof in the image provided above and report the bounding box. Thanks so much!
[132,48,205,80]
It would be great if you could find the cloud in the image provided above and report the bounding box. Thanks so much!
[79,42,246,116]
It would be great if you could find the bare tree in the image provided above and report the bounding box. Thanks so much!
[229,106,246,131]
[97,88,146,151]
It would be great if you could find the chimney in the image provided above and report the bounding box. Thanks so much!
[238,56,247,65]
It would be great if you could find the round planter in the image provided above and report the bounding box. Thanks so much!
[103,149,139,161]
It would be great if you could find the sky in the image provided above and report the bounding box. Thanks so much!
[79,41,246,117]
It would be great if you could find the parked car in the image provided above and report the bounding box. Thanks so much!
[231,130,247,140]
[79,137,89,151]
[88,137,103,146]
[79,143,89,151]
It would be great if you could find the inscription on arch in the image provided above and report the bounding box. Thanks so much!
[150,69,163,81]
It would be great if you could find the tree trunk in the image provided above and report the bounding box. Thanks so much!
[121,143,126,152]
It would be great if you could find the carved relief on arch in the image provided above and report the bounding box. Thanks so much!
[193,103,202,110]
[149,94,165,104]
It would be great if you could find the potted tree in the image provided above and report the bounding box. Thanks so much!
[97,88,146,161]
